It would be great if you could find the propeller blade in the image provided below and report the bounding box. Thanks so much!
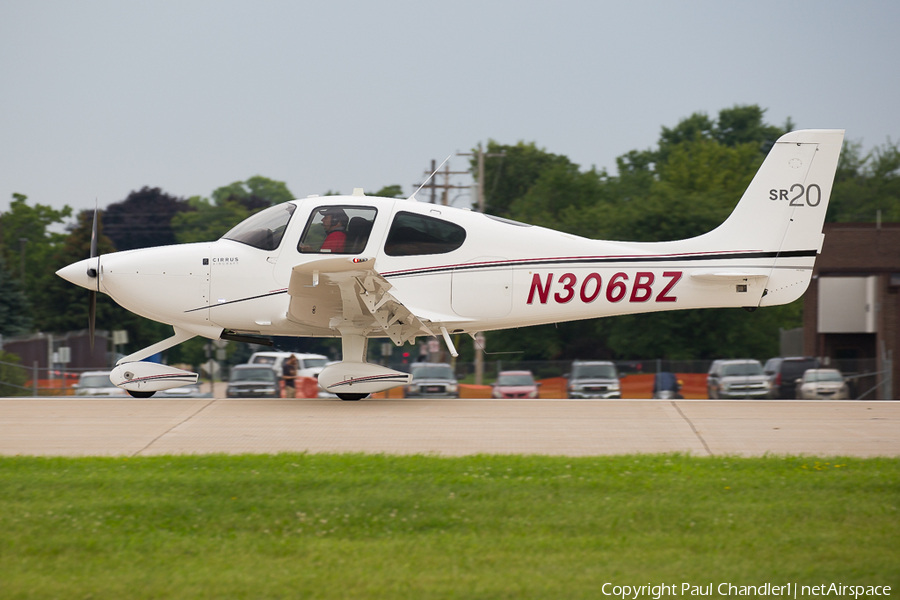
[86,205,100,283]
[88,290,97,351]
[90,203,98,258]
[88,204,99,350]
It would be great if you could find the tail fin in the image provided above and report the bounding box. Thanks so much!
[697,129,844,306]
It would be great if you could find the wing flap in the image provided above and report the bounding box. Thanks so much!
[287,257,434,345]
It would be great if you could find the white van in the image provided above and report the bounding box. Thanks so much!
[248,352,328,376]
[74,370,129,397]
[246,352,331,396]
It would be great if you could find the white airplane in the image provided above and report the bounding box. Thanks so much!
[57,129,844,400]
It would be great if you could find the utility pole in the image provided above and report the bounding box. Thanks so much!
[457,142,504,212]
[413,160,469,206]
[456,142,504,384]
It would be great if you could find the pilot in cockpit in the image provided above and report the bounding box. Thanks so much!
[300,207,348,253]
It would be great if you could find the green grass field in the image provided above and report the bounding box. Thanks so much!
[1,453,898,599]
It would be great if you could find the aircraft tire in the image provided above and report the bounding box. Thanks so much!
[337,393,367,401]
[127,390,156,399]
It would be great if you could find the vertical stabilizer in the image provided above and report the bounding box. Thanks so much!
[694,129,844,306]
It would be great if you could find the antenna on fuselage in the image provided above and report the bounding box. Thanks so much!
[408,154,451,201]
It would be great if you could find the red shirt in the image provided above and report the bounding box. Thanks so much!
[321,230,346,253]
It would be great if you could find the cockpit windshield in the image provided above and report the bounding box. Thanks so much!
[221,203,296,251]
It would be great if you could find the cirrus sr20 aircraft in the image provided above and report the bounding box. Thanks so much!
[58,129,844,400]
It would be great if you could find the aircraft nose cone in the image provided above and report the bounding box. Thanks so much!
[56,257,100,290]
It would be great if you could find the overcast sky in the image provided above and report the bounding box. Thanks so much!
[2,0,898,217]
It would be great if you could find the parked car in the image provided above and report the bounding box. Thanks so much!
[492,371,539,399]
[795,369,850,399]
[707,359,770,399]
[652,372,683,399]
[763,357,821,399]
[566,360,621,399]
[226,364,281,398]
[73,371,129,397]
[405,362,459,398]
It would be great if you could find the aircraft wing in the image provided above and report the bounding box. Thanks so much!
[286,256,435,345]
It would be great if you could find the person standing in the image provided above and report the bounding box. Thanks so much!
[282,354,299,398]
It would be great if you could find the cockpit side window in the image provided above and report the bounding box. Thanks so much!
[221,203,296,251]
[298,206,377,254]
[384,211,466,256]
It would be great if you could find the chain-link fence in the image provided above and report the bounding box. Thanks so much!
[0,361,114,397]
[444,357,892,400]
[0,356,891,400]
[451,358,715,384]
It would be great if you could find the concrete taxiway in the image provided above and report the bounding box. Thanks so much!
[0,398,897,458]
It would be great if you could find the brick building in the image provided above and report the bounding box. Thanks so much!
[3,330,109,371]
[803,223,899,399]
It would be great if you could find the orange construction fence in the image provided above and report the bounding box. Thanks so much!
[279,376,322,398]
[618,373,708,399]
[24,377,79,396]
[297,374,710,400]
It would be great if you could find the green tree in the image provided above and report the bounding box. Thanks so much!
[603,138,762,243]
[212,175,293,210]
[657,105,786,164]
[828,138,900,222]
[658,112,716,150]
[509,162,610,234]
[603,303,802,361]
[171,197,249,244]
[371,185,404,198]
[713,105,785,148]
[0,194,73,295]
[103,187,191,251]
[474,141,576,216]
[0,256,32,337]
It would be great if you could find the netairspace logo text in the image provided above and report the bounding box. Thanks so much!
[601,583,892,599]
